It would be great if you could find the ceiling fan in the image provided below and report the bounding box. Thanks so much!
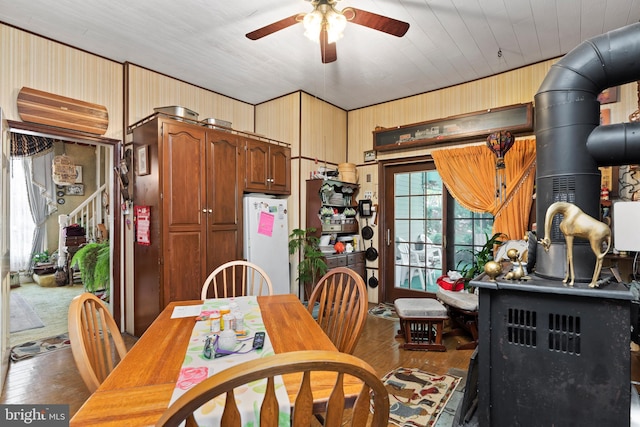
[246,0,410,64]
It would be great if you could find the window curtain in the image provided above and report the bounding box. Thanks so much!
[23,150,57,270]
[432,138,537,241]
[10,133,59,270]
[9,159,35,271]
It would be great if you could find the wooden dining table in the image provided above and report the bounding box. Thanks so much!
[70,294,362,426]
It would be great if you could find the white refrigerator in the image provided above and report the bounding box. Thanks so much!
[243,195,290,295]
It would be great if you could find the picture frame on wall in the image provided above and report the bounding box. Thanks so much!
[65,184,84,196]
[75,165,83,183]
[136,145,150,176]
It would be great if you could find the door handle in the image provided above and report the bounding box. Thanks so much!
[387,229,391,246]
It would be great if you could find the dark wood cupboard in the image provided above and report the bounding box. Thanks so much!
[132,116,244,336]
[305,179,365,281]
[245,139,291,194]
[305,179,359,237]
[325,251,366,280]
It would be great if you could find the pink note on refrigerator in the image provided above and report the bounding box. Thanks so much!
[257,211,274,237]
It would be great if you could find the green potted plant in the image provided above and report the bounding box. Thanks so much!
[32,250,56,276]
[32,250,51,265]
[456,232,506,288]
[288,228,328,300]
[71,241,110,299]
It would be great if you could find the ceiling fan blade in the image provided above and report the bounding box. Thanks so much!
[320,27,337,64]
[342,7,409,37]
[246,14,304,40]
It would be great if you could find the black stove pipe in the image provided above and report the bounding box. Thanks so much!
[534,22,640,282]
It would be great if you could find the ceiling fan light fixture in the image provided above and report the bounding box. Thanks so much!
[303,3,346,44]
[326,10,346,43]
[303,10,323,41]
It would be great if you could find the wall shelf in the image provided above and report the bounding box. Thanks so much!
[373,102,534,152]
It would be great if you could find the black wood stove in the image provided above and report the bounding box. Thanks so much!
[471,274,633,426]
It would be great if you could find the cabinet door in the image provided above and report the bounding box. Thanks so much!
[161,122,207,303]
[269,145,291,194]
[206,130,244,275]
[245,138,269,191]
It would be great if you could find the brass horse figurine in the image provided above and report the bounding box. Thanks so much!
[539,201,611,288]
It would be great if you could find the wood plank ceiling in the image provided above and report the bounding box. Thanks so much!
[1,0,639,110]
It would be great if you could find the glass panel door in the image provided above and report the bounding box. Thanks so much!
[383,162,444,301]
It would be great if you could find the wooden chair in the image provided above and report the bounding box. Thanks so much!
[67,292,128,393]
[437,287,479,350]
[201,260,274,300]
[307,267,368,354]
[155,350,390,427]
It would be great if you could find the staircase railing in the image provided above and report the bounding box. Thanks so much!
[57,183,108,268]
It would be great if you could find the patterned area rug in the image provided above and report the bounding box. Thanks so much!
[368,303,399,320]
[10,333,71,362]
[9,292,45,333]
[382,367,461,427]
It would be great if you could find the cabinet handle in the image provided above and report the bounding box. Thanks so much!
[208,209,213,213]
[202,209,207,213]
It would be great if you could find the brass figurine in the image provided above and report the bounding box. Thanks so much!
[504,249,527,280]
[539,202,611,288]
[484,260,503,281]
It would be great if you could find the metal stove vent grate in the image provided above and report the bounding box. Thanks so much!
[507,308,537,347]
[548,313,581,355]
[551,177,577,240]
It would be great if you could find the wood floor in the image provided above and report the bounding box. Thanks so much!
[0,304,474,418]
[2,303,640,422]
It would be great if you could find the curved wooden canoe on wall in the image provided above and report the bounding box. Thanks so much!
[17,87,108,135]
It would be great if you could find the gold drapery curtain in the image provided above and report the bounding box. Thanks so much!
[432,138,537,241]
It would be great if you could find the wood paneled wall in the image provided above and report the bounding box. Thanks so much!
[255,93,300,151]
[127,64,254,133]
[347,59,557,163]
[5,20,639,307]
[0,23,124,140]
[300,93,347,163]
[345,59,639,302]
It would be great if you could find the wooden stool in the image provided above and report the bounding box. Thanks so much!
[394,298,448,351]
[437,288,479,350]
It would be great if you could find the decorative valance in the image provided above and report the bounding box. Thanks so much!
[10,132,56,157]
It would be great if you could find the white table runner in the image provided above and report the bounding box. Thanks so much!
[169,296,290,426]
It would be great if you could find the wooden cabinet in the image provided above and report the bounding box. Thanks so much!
[306,179,359,237]
[325,252,366,279]
[245,139,291,194]
[132,117,243,335]
[306,179,365,281]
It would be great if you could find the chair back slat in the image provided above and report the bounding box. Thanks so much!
[201,260,274,300]
[68,293,128,393]
[220,390,241,426]
[325,372,346,425]
[292,372,314,426]
[155,350,390,427]
[307,267,368,354]
[352,384,373,425]
[260,377,280,427]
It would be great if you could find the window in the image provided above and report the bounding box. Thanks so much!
[449,197,494,273]
[383,161,494,301]
[394,170,444,293]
